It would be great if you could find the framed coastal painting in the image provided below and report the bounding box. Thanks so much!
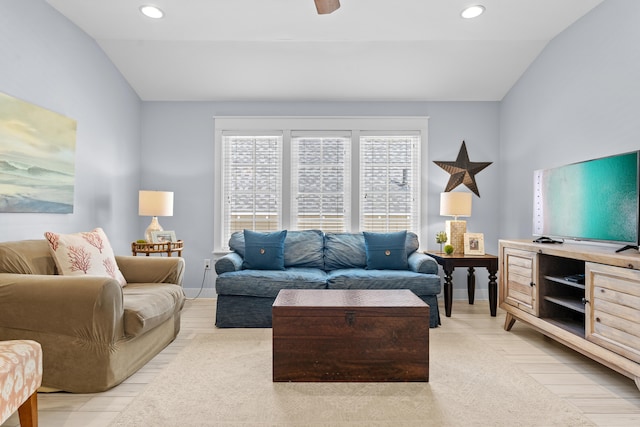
[0,92,77,213]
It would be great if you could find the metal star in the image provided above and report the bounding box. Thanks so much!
[434,141,492,197]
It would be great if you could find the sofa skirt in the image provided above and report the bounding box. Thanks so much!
[215,293,441,328]
[216,295,277,328]
[419,294,441,328]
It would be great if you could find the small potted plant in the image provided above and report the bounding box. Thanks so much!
[436,231,447,253]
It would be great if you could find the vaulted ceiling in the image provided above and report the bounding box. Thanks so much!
[46,0,604,102]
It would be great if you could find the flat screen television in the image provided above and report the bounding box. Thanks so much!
[533,150,640,251]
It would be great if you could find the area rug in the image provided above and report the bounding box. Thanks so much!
[111,329,593,426]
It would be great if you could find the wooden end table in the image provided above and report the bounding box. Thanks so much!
[131,240,184,257]
[424,251,498,317]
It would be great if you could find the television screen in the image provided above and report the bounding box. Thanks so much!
[533,151,640,245]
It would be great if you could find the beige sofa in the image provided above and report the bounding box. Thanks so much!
[0,239,186,393]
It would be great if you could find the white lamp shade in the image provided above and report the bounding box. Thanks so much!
[440,192,472,217]
[139,191,174,217]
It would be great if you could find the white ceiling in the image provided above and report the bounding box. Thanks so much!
[45,0,604,102]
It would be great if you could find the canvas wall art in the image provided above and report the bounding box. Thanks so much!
[0,92,77,213]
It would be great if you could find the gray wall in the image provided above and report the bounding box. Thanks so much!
[142,102,500,297]
[499,0,640,241]
[5,0,637,303]
[0,0,141,253]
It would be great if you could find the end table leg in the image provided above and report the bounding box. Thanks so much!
[488,269,498,316]
[444,269,453,317]
[467,267,475,304]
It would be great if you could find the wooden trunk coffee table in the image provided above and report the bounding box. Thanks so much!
[272,289,429,382]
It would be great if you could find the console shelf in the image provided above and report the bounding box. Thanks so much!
[543,296,585,313]
[543,275,585,290]
[542,317,585,337]
[499,239,640,391]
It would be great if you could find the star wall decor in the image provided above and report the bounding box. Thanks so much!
[434,141,492,197]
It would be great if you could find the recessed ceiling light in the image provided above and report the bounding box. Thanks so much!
[461,5,485,19]
[140,5,164,19]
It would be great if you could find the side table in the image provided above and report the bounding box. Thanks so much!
[131,241,184,257]
[423,251,498,317]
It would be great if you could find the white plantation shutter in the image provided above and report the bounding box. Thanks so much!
[222,133,283,244]
[214,117,428,251]
[291,132,351,232]
[360,134,421,233]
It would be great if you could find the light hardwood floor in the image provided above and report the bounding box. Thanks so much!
[2,298,639,426]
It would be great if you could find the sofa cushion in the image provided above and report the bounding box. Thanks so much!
[242,230,287,270]
[228,231,246,257]
[282,230,324,269]
[0,240,57,275]
[404,231,420,254]
[122,283,185,337]
[327,268,442,296]
[44,228,126,286]
[216,268,327,298]
[324,233,367,270]
[363,231,408,270]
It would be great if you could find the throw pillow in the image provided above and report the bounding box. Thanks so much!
[363,230,408,270]
[44,228,127,286]
[242,229,287,270]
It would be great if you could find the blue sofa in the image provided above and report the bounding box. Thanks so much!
[214,230,442,328]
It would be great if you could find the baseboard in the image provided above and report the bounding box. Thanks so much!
[452,288,489,301]
[183,289,489,301]
[183,288,217,299]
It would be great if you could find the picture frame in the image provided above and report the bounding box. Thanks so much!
[151,230,177,243]
[464,233,485,255]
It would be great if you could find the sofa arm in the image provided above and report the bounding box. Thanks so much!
[0,274,124,343]
[215,252,243,275]
[408,252,439,274]
[116,256,185,286]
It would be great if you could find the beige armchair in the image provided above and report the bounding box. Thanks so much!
[0,240,185,393]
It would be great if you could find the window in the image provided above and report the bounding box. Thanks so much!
[291,132,351,232]
[222,134,282,240]
[214,117,428,251]
[360,134,421,232]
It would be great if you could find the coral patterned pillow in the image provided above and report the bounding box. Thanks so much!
[44,228,127,287]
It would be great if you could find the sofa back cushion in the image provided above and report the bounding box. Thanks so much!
[324,231,420,271]
[324,233,367,270]
[282,230,324,269]
[0,240,57,275]
[228,230,324,269]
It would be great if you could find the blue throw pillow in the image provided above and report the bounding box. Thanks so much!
[242,230,287,270]
[363,231,408,270]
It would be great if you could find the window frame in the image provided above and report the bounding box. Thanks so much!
[213,117,429,252]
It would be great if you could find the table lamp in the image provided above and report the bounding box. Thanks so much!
[440,192,472,253]
[139,190,174,242]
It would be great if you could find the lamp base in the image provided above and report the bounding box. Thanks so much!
[445,220,466,254]
[145,216,163,242]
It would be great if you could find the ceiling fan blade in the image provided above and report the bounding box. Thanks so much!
[315,0,340,14]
